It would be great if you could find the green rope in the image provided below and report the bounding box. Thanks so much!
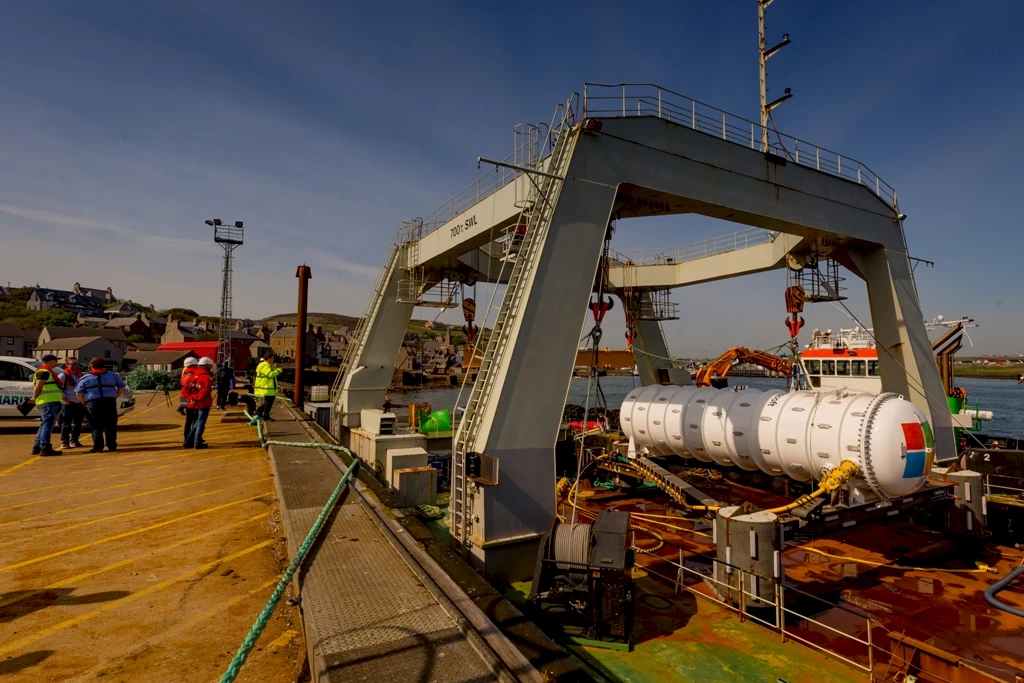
[416,504,444,520]
[245,410,352,452]
[221,411,359,683]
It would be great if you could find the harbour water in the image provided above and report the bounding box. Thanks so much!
[396,376,1024,438]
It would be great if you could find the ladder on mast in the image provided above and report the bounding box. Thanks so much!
[450,122,577,549]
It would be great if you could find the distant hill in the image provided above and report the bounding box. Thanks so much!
[262,312,360,330]
[262,311,453,332]
[261,311,474,345]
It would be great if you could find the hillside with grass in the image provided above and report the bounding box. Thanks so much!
[261,312,360,330]
[261,312,470,343]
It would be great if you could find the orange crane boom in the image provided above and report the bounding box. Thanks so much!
[693,346,793,387]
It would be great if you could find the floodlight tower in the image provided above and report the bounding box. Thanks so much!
[207,219,244,366]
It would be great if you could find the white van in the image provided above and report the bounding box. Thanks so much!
[0,357,135,418]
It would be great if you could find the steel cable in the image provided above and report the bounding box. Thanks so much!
[554,522,592,584]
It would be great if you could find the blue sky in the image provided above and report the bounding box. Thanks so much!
[1,1,1021,355]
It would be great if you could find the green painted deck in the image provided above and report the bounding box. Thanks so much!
[508,573,864,683]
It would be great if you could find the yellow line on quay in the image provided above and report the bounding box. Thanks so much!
[0,447,255,499]
[68,434,257,473]
[0,540,274,657]
[71,576,280,682]
[0,511,271,611]
[0,463,266,528]
[0,476,269,549]
[0,455,258,514]
[0,493,270,573]
[0,456,42,478]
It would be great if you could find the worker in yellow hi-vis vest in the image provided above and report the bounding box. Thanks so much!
[253,353,283,421]
[30,354,64,456]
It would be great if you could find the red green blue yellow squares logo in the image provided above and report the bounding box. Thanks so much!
[901,422,929,478]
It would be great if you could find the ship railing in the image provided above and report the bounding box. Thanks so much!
[608,227,778,267]
[417,93,580,242]
[420,149,520,236]
[635,545,879,678]
[583,83,898,211]
[983,473,1024,501]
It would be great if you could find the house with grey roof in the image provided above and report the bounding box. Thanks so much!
[39,326,128,353]
[34,336,124,368]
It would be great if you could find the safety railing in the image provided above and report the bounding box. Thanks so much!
[984,473,1024,502]
[419,93,580,239]
[635,545,878,679]
[609,227,778,267]
[583,83,898,210]
[421,151,519,235]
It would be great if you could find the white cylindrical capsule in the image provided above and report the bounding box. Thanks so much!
[620,386,934,500]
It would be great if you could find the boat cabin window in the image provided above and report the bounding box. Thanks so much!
[805,360,820,375]
[851,360,867,376]
[868,360,880,376]
[821,360,835,375]
[835,360,850,375]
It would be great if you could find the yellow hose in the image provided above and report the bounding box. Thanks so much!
[793,544,996,574]
[760,460,861,514]
[574,459,998,575]
[565,455,611,503]
[626,459,861,515]
[629,512,713,539]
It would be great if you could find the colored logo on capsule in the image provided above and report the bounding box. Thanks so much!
[901,421,933,478]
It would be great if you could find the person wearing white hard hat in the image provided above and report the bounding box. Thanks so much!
[181,356,215,449]
[179,356,200,443]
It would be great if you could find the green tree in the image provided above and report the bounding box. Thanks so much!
[127,334,147,343]
[158,307,199,318]
[195,332,219,342]
[0,302,76,330]
[0,287,33,306]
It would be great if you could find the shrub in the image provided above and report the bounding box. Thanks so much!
[124,367,177,392]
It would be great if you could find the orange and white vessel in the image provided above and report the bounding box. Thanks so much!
[799,326,881,394]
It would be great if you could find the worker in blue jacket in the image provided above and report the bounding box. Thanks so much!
[75,357,127,453]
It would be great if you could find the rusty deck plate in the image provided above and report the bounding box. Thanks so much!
[570,470,1024,682]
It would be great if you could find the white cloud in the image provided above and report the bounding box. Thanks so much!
[314,255,382,279]
[0,203,110,230]
[0,202,210,252]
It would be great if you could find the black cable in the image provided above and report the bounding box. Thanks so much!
[985,566,1024,618]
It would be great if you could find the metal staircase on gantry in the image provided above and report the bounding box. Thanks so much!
[330,230,402,422]
[450,122,576,549]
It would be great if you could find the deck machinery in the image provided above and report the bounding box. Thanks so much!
[331,84,955,583]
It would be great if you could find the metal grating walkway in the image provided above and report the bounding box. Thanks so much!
[265,409,499,683]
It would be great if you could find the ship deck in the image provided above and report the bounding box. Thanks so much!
[8,393,1018,682]
[0,398,302,682]
[568,471,1024,682]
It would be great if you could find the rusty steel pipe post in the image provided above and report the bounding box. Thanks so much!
[294,265,312,407]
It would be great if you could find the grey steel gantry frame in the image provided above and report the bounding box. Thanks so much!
[332,85,951,581]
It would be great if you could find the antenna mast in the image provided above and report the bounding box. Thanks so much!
[759,0,792,152]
